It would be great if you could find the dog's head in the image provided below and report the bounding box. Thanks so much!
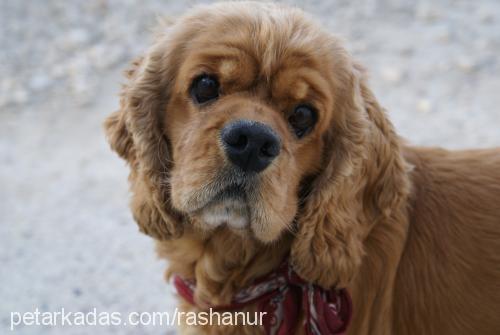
[105,2,406,246]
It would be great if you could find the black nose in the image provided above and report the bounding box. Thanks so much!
[221,120,281,173]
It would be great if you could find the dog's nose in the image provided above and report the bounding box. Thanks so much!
[221,120,281,173]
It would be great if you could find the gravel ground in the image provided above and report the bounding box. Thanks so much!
[1,1,499,334]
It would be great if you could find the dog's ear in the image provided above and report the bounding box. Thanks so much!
[104,48,184,240]
[103,58,142,161]
[291,60,410,288]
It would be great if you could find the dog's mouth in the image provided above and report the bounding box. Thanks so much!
[194,184,251,231]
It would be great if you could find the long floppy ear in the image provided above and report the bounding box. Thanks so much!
[104,49,184,240]
[291,61,410,288]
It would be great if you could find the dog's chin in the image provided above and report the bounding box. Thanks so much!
[199,197,250,230]
[191,186,252,234]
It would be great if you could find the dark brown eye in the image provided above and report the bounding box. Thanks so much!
[190,74,220,104]
[288,105,317,138]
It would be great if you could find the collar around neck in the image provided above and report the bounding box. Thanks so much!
[173,260,352,335]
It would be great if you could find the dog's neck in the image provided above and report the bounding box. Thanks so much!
[156,227,292,306]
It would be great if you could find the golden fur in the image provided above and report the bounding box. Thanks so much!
[104,2,500,334]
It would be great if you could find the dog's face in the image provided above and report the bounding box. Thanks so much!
[105,2,377,245]
[165,8,341,242]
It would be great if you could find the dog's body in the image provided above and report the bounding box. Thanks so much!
[351,147,500,335]
[104,2,500,334]
[392,147,500,335]
[157,147,500,335]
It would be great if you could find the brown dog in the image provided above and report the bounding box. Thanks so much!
[104,2,500,334]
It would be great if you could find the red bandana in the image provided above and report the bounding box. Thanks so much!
[173,261,352,335]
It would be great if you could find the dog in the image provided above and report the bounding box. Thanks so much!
[104,2,500,334]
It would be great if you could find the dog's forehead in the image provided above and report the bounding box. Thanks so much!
[175,2,333,77]
[177,27,331,93]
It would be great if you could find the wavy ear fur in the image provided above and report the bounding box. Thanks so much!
[291,61,410,288]
[104,48,184,240]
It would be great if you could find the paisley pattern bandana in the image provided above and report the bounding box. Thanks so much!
[173,261,352,334]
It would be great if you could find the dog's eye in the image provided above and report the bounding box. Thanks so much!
[190,74,220,104]
[288,105,317,138]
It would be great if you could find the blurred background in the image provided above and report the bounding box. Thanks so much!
[1,0,499,334]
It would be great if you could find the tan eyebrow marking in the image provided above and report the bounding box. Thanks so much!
[219,60,238,79]
[290,80,309,101]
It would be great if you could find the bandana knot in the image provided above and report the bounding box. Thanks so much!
[173,261,351,335]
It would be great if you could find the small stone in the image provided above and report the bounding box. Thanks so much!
[0,96,7,108]
[51,64,67,78]
[434,25,451,43]
[416,3,440,22]
[435,61,451,72]
[456,56,477,73]
[71,74,95,107]
[478,7,495,23]
[72,288,82,297]
[62,28,91,50]
[400,46,414,56]
[475,38,490,51]
[380,67,404,84]
[1,78,14,92]
[416,99,432,114]
[89,44,125,70]
[29,74,52,91]
[12,89,28,104]
[351,40,368,53]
